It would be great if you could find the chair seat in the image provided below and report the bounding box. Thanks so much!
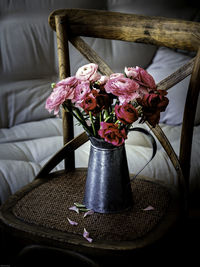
[0,168,181,255]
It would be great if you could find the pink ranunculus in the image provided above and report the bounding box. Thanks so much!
[56,76,79,89]
[124,67,138,79]
[73,81,91,103]
[135,66,156,89]
[98,122,127,146]
[75,63,101,82]
[105,77,140,103]
[109,73,125,79]
[45,86,68,115]
[98,75,109,85]
[115,103,138,124]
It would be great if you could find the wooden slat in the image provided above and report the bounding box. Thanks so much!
[49,9,200,51]
[35,132,89,179]
[179,47,200,187]
[55,15,75,170]
[70,36,113,76]
[157,57,195,91]
[147,123,186,196]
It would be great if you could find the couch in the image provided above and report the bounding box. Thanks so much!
[0,0,200,207]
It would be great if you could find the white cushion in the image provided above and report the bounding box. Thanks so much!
[0,118,63,203]
[147,47,200,125]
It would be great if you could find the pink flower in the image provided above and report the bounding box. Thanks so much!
[98,75,109,85]
[125,66,156,89]
[124,67,138,78]
[105,77,140,103]
[56,76,79,89]
[135,67,156,89]
[115,103,138,124]
[76,63,101,82]
[98,122,127,146]
[109,73,125,79]
[73,81,91,103]
[45,86,69,115]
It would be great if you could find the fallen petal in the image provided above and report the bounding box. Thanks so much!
[83,210,94,218]
[143,205,155,211]
[69,206,79,213]
[83,228,93,243]
[67,217,78,226]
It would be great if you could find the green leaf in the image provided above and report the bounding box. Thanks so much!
[74,202,86,208]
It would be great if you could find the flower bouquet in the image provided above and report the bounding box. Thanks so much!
[45,63,169,214]
[46,63,169,146]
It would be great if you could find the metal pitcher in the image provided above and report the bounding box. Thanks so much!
[83,128,157,214]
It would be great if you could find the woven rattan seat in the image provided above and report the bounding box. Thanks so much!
[13,171,171,243]
[1,169,179,256]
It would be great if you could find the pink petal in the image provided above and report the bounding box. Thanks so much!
[67,217,78,226]
[83,210,94,218]
[83,228,93,243]
[143,205,155,211]
[69,206,79,214]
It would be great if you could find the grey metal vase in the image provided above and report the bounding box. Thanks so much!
[83,137,133,213]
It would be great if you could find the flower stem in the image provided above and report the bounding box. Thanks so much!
[99,112,102,123]
[115,119,120,125]
[62,102,93,136]
[89,111,96,137]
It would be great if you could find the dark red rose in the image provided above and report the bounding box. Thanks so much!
[115,103,138,125]
[137,90,169,127]
[137,91,169,111]
[98,122,127,146]
[96,93,112,111]
[156,90,169,111]
[142,109,161,127]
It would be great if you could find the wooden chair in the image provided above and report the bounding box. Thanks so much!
[0,9,200,265]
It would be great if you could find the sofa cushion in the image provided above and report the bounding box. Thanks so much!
[147,47,200,125]
[0,0,107,128]
[0,118,63,203]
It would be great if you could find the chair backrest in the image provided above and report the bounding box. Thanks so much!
[49,9,200,196]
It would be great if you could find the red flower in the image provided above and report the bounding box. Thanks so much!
[98,122,127,146]
[80,93,97,113]
[115,103,138,124]
[142,109,161,127]
[96,93,112,111]
[137,90,169,127]
[137,90,168,111]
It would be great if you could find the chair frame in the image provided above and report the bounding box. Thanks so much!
[1,9,200,263]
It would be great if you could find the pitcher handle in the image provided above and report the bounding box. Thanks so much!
[129,127,157,181]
